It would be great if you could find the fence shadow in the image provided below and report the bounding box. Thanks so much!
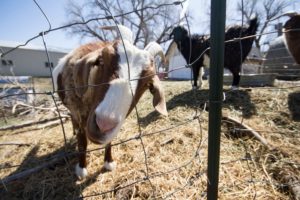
[139,88,256,127]
[0,141,107,199]
[288,91,300,121]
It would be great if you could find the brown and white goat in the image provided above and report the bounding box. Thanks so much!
[53,26,167,179]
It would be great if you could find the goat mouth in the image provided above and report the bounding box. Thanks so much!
[96,116,119,134]
[87,112,118,144]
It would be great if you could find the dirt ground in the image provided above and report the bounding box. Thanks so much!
[0,78,299,199]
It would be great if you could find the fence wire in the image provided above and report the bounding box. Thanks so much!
[0,0,300,199]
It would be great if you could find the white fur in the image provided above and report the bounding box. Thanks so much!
[74,129,79,135]
[203,54,210,67]
[104,161,116,171]
[52,57,66,91]
[93,41,152,144]
[198,67,204,89]
[94,79,132,144]
[192,85,199,90]
[101,25,134,44]
[75,163,88,179]
[117,40,151,93]
[144,41,165,63]
[231,85,239,90]
[52,49,76,91]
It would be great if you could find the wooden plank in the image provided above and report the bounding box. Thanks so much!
[222,116,269,146]
[0,153,74,186]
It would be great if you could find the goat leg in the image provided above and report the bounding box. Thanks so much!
[198,67,204,89]
[103,143,116,171]
[192,65,201,89]
[230,68,241,90]
[231,74,240,90]
[75,129,88,179]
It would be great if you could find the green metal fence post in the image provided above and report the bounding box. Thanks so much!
[207,0,226,199]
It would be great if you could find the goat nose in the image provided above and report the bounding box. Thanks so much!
[96,116,119,133]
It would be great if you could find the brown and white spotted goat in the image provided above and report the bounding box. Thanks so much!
[53,26,168,179]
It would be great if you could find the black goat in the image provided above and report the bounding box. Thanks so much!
[170,17,258,89]
[169,27,210,88]
[283,13,300,64]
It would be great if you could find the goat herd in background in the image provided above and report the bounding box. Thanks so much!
[53,13,300,179]
[170,13,300,89]
[170,16,258,89]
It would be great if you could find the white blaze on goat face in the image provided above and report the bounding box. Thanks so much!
[117,40,151,92]
[94,40,152,144]
[94,79,131,144]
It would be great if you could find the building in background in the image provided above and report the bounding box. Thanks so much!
[262,36,300,79]
[165,41,191,80]
[0,40,68,77]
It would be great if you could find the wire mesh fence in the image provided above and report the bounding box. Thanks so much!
[0,0,300,199]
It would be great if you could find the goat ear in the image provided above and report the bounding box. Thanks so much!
[149,75,168,116]
[87,45,115,85]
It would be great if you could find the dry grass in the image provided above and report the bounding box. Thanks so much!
[0,78,299,199]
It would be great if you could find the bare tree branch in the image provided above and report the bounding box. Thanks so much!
[236,0,292,49]
[64,0,181,47]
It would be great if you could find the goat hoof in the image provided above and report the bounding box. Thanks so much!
[104,161,116,171]
[198,83,202,89]
[192,86,199,90]
[75,163,88,179]
[230,86,239,91]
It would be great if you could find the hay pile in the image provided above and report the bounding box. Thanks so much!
[0,79,299,199]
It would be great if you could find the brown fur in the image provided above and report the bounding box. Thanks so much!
[57,41,116,126]
[284,15,300,64]
[56,40,167,177]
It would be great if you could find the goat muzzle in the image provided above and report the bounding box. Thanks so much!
[87,111,119,144]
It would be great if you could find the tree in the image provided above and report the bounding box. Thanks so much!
[65,0,182,48]
[237,0,292,49]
